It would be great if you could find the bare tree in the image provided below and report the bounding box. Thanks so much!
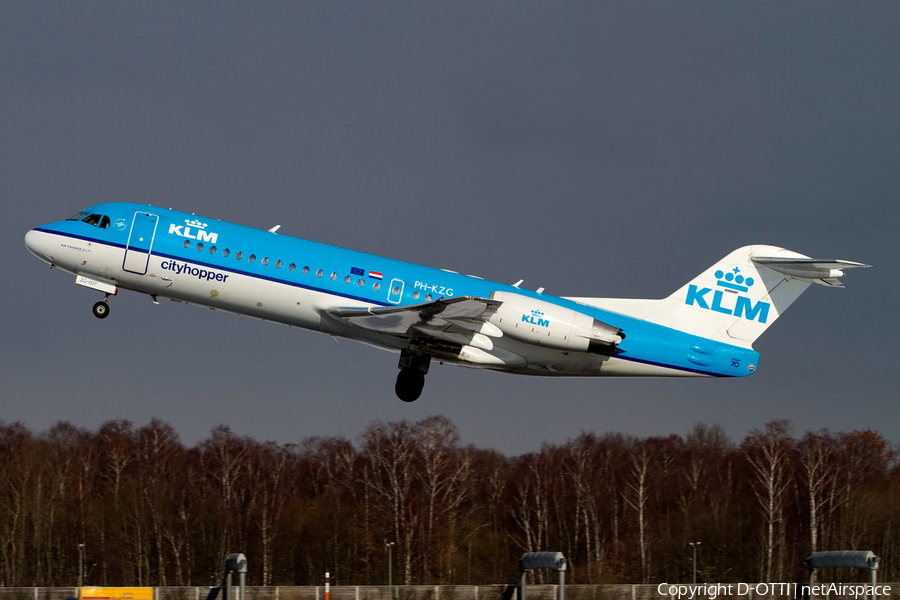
[623,443,652,583]
[413,416,473,582]
[563,433,626,583]
[798,430,842,554]
[0,423,38,586]
[361,420,420,583]
[197,426,251,580]
[3,415,900,585]
[742,420,793,581]
[245,441,292,585]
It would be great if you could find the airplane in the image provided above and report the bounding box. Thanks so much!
[25,203,871,401]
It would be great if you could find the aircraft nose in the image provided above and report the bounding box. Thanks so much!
[24,229,49,261]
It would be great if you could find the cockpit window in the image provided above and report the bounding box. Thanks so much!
[74,213,111,228]
[66,211,112,228]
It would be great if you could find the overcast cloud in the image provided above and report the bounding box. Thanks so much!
[1,2,897,454]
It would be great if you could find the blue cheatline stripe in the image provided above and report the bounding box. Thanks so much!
[37,227,393,308]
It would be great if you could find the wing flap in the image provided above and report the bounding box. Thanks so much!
[326,296,502,337]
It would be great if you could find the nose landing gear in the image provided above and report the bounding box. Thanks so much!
[92,294,111,319]
[395,349,430,402]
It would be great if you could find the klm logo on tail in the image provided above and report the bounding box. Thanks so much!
[686,268,770,323]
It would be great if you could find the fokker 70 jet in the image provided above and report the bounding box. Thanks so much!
[25,204,870,401]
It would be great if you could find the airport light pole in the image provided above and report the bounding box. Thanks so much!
[386,542,395,600]
[78,543,85,590]
[689,542,701,584]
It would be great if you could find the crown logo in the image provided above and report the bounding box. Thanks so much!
[531,309,545,317]
[185,219,208,229]
[715,267,754,293]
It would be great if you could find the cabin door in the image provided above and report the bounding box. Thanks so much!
[122,211,159,275]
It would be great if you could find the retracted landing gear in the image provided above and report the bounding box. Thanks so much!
[395,349,431,402]
[92,294,111,319]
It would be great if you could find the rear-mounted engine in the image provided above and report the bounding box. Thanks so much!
[488,291,624,353]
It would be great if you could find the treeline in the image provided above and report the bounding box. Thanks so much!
[0,417,897,588]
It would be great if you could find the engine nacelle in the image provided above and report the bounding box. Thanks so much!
[488,291,623,353]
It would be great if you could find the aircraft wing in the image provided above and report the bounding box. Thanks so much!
[326,296,504,342]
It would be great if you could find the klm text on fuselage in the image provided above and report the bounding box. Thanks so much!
[168,224,218,243]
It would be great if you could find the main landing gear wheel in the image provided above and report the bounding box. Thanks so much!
[92,301,110,319]
[395,367,425,402]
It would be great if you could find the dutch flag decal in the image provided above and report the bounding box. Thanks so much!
[368,271,384,280]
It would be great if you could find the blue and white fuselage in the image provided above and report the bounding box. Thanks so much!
[25,203,870,401]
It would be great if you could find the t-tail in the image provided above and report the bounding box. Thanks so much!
[571,245,871,348]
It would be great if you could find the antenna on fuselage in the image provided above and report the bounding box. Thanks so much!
[268,225,281,233]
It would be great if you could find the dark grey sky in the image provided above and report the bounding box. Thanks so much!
[2,2,897,455]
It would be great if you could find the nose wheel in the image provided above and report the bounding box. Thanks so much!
[92,295,111,319]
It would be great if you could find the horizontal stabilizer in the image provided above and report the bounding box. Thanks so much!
[750,257,872,288]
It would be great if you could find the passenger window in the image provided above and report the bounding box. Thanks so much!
[289,263,297,272]
[413,291,420,300]
[275,260,282,269]
[262,257,269,266]
[357,278,365,287]
[236,251,243,260]
[210,245,217,254]
[249,254,256,263]
[373,282,381,291]
[316,269,323,278]
[426,294,432,301]
[223,248,230,257]
[196,242,203,251]
[99,216,111,229]
[302,266,309,274]
[344,275,351,284]
[330,272,337,281]
[183,240,191,249]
